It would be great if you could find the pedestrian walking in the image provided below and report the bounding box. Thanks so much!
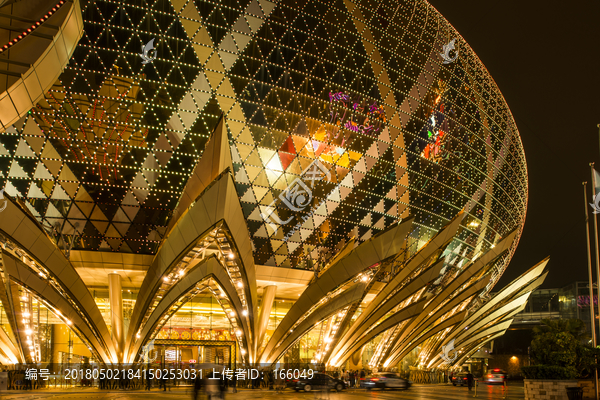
[205,371,221,400]
[145,373,152,390]
[343,370,350,387]
[467,372,474,391]
[159,371,169,391]
[24,371,31,390]
[193,374,203,400]
[275,371,285,393]
[267,369,274,390]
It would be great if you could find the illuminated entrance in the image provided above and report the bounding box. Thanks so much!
[152,339,236,371]
[140,292,241,370]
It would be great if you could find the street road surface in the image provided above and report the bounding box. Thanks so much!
[0,383,524,400]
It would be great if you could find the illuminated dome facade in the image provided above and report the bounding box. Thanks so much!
[1,0,526,274]
[0,0,533,370]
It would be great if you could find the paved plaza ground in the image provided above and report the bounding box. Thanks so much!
[0,383,523,400]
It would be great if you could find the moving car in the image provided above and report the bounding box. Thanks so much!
[483,369,507,385]
[361,372,412,390]
[451,373,469,386]
[294,373,345,392]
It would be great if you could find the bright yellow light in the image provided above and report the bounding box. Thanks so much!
[266,155,283,172]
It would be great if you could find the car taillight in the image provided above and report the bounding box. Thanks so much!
[371,378,379,381]
[463,377,467,380]
[488,375,493,378]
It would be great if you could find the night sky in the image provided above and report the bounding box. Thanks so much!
[427,0,600,289]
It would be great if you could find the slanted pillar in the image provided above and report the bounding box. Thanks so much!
[256,286,277,352]
[108,273,124,362]
[0,322,20,363]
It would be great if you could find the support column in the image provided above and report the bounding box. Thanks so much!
[108,273,124,363]
[256,286,276,354]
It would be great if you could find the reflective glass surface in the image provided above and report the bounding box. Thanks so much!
[0,0,526,286]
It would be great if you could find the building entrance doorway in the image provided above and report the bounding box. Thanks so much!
[152,339,237,371]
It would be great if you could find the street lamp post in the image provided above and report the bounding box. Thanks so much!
[586,180,600,400]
